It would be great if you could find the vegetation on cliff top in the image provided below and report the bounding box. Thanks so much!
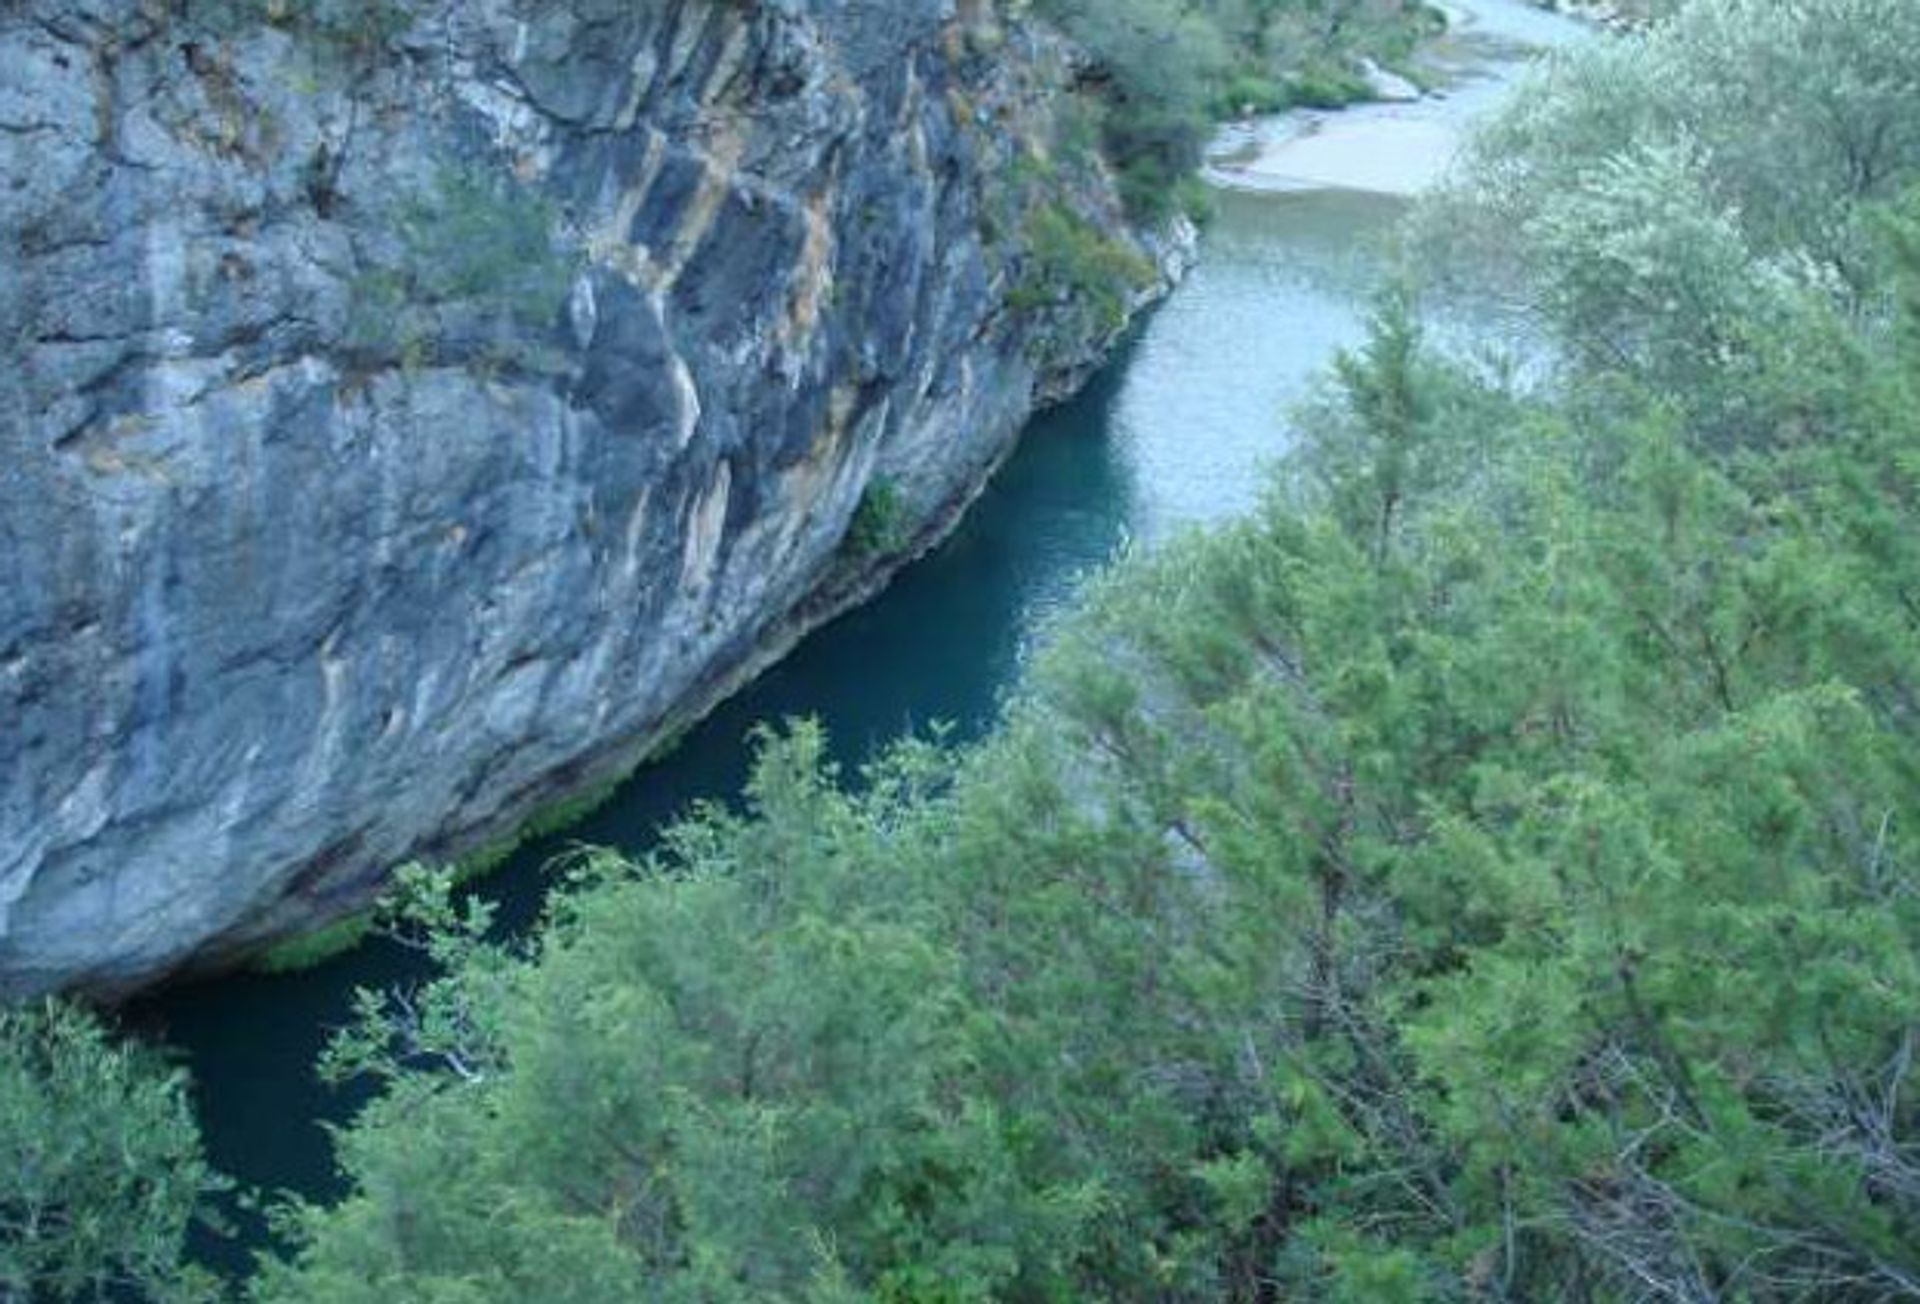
[1001,0,1438,366]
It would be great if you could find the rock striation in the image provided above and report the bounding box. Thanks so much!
[0,0,1191,995]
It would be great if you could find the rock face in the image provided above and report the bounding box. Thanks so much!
[0,0,1189,995]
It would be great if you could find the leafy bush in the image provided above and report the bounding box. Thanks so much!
[1212,73,1291,118]
[1282,61,1372,109]
[1033,0,1441,218]
[1008,204,1158,359]
[841,476,912,559]
[346,166,574,372]
[268,183,1920,1300]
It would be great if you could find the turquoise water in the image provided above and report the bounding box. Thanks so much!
[136,0,1584,1269]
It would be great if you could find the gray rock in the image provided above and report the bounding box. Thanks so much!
[0,0,1188,995]
[1358,57,1422,103]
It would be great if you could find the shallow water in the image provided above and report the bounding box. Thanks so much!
[1209,0,1585,195]
[135,0,1586,1270]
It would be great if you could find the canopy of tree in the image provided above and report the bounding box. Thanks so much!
[0,1001,223,1302]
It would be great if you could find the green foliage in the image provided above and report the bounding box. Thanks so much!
[395,169,571,314]
[1009,204,1158,362]
[252,777,626,976]
[256,166,1920,1289]
[1280,59,1372,109]
[450,773,628,886]
[1211,73,1290,117]
[251,911,376,975]
[347,166,574,374]
[1101,101,1214,222]
[841,476,914,561]
[1422,0,1920,424]
[0,1002,225,1302]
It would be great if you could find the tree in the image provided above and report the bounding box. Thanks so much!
[0,1001,224,1303]
[1421,0,1920,424]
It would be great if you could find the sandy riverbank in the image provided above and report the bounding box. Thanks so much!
[1205,110,1463,196]
[1203,0,1589,197]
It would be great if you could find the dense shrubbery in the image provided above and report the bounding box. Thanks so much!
[841,477,913,560]
[1007,203,1159,364]
[1420,0,1920,406]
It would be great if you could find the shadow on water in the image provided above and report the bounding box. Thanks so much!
[130,333,1146,1271]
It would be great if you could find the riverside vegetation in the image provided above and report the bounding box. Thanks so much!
[990,0,1445,362]
[10,0,1920,1299]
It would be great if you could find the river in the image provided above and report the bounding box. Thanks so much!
[135,0,1586,1270]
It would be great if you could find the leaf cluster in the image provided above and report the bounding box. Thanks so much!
[0,1002,226,1303]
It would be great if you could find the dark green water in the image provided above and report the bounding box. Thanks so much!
[134,0,1584,1270]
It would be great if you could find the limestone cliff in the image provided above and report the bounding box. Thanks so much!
[0,0,1192,995]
